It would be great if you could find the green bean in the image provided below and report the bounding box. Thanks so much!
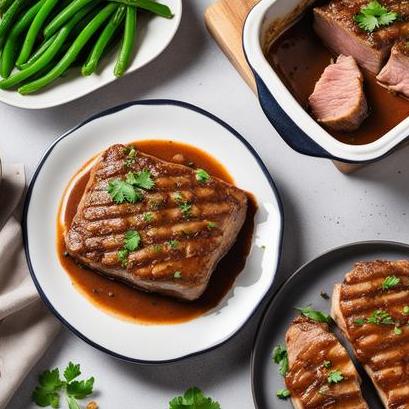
[19,3,117,94]
[0,0,46,78]
[43,0,100,39]
[82,4,125,76]
[0,3,96,89]
[109,0,173,18]
[0,0,29,41]
[16,0,59,66]
[17,32,57,70]
[114,6,136,77]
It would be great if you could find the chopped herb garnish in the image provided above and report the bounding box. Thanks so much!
[276,388,291,400]
[124,230,141,252]
[195,169,210,184]
[382,275,400,290]
[174,271,182,279]
[367,309,394,325]
[117,248,129,267]
[124,146,137,167]
[354,318,366,326]
[167,240,179,249]
[404,306,409,315]
[173,191,183,202]
[108,179,143,204]
[126,169,155,190]
[272,345,289,376]
[143,212,154,222]
[179,201,192,218]
[296,306,331,323]
[207,221,217,230]
[323,360,332,369]
[169,387,220,409]
[354,1,398,33]
[32,362,94,409]
[394,326,403,335]
[318,385,330,395]
[327,370,344,384]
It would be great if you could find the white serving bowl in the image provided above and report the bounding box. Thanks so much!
[243,0,409,163]
[23,100,283,363]
[0,0,182,110]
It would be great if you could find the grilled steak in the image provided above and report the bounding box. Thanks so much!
[285,316,368,409]
[332,260,409,408]
[308,55,368,132]
[313,0,409,74]
[377,42,409,99]
[65,144,248,301]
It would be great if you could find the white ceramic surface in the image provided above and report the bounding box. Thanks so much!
[243,0,409,163]
[24,100,283,363]
[0,1,182,110]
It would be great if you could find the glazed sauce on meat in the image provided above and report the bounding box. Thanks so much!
[267,12,409,145]
[57,140,257,324]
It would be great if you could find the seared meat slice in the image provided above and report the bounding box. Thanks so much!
[332,260,409,408]
[65,144,248,301]
[309,55,368,132]
[377,42,409,99]
[285,316,368,409]
[313,0,409,74]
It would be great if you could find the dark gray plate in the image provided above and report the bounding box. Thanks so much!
[251,240,409,408]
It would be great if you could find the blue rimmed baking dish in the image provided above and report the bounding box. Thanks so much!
[243,0,409,164]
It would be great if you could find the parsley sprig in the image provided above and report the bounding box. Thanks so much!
[354,1,398,32]
[108,169,155,204]
[169,387,220,409]
[32,362,94,409]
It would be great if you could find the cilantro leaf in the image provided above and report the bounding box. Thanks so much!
[32,368,63,408]
[63,362,81,383]
[195,169,210,184]
[143,212,154,222]
[117,248,129,267]
[124,230,141,252]
[66,377,94,399]
[354,1,398,32]
[169,387,220,409]
[126,169,155,190]
[367,309,394,325]
[296,306,331,323]
[382,275,400,290]
[272,345,289,376]
[179,202,192,218]
[108,179,142,204]
[276,388,291,400]
[167,240,179,249]
[327,370,344,384]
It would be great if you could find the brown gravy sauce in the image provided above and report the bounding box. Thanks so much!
[267,11,409,145]
[57,140,257,325]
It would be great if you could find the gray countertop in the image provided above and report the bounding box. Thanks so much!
[3,1,409,408]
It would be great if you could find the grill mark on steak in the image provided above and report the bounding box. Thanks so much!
[65,144,248,301]
[285,316,368,409]
[332,260,409,408]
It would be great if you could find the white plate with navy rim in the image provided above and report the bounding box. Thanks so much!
[0,0,182,110]
[243,0,409,164]
[23,100,283,363]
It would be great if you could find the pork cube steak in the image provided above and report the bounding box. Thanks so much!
[314,0,409,74]
[65,144,248,301]
[377,41,409,99]
[309,55,368,132]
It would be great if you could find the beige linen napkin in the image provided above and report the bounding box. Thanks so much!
[0,164,60,409]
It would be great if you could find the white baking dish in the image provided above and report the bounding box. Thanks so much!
[243,0,409,163]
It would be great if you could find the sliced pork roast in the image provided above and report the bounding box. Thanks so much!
[309,55,368,132]
[377,42,409,99]
[332,260,409,408]
[285,316,369,409]
[65,144,248,301]
[314,0,409,74]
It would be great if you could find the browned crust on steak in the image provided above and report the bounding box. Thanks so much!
[64,144,248,301]
[285,316,368,409]
[332,260,409,408]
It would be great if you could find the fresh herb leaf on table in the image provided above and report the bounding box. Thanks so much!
[169,387,221,409]
[32,362,94,408]
[354,1,398,33]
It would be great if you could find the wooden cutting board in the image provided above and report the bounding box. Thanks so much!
[204,0,359,173]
